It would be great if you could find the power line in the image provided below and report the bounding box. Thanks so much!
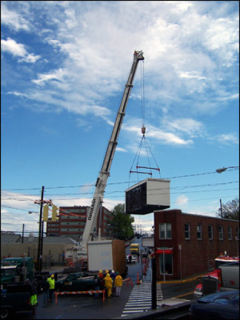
[2,168,239,192]
[2,180,238,200]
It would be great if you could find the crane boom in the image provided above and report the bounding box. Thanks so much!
[80,50,144,251]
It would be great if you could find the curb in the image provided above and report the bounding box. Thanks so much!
[158,274,205,284]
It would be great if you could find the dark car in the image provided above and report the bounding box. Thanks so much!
[55,272,96,292]
[189,290,239,320]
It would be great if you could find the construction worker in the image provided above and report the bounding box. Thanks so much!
[98,270,104,279]
[98,270,104,289]
[104,269,109,277]
[103,273,113,297]
[26,278,38,306]
[47,274,55,301]
[114,272,123,297]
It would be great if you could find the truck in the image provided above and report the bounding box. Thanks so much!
[76,51,144,270]
[1,256,50,319]
[130,243,140,254]
[218,261,239,292]
[87,240,127,276]
[1,290,35,319]
[194,254,239,296]
[141,236,154,249]
[1,257,34,289]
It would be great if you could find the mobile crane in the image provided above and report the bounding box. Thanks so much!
[79,50,144,256]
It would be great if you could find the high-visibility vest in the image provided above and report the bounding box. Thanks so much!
[47,277,55,289]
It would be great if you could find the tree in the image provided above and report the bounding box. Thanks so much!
[216,198,239,220]
[110,204,135,240]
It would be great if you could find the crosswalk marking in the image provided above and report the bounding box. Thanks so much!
[121,282,163,317]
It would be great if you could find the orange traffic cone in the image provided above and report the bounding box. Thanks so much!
[137,272,140,285]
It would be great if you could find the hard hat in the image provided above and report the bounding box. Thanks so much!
[105,270,109,273]
[51,274,54,278]
[106,273,110,277]
[112,270,115,273]
[116,271,119,275]
[99,270,102,273]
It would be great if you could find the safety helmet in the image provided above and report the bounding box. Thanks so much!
[105,270,109,273]
[106,273,110,277]
[112,270,115,273]
[116,271,119,275]
[51,274,54,278]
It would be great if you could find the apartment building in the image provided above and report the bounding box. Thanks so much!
[46,205,113,241]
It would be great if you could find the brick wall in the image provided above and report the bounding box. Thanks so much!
[154,209,239,280]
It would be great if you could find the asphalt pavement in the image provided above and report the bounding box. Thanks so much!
[15,260,147,319]
[14,240,200,319]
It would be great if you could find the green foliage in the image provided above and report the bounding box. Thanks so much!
[109,204,135,240]
[216,197,239,220]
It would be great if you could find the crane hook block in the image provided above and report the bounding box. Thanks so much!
[141,126,146,135]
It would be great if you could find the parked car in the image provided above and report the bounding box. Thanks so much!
[125,255,138,264]
[55,272,96,292]
[189,290,239,320]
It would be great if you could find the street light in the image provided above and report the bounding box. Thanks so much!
[216,166,239,173]
[216,166,239,218]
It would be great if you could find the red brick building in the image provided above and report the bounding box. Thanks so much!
[46,206,113,241]
[154,209,239,280]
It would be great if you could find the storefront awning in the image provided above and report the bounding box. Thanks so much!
[155,249,173,254]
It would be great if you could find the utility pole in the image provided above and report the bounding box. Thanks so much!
[220,199,223,218]
[37,186,44,272]
[22,224,25,243]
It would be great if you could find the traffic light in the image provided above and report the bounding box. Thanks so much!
[43,204,49,221]
[52,205,58,222]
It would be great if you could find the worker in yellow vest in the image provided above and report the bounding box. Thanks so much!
[47,274,55,301]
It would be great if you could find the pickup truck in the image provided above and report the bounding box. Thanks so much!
[194,255,239,297]
[1,286,36,319]
[55,272,96,292]
[218,262,239,291]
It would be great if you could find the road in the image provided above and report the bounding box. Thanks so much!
[12,238,199,319]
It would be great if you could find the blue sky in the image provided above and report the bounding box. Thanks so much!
[1,1,239,236]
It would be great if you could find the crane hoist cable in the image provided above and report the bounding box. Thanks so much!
[129,60,161,182]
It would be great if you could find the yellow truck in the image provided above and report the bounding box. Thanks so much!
[130,243,139,254]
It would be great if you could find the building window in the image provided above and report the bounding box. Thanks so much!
[159,252,173,275]
[208,225,213,240]
[228,226,232,240]
[236,227,239,240]
[218,225,223,240]
[184,224,190,240]
[197,225,202,240]
[159,223,172,239]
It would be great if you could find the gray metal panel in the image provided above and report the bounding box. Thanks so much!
[125,178,170,214]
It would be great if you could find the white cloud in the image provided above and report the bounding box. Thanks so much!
[213,133,239,145]
[175,195,189,206]
[32,69,67,86]
[162,118,205,138]
[116,147,127,153]
[1,38,40,63]
[1,38,27,57]
[1,2,30,31]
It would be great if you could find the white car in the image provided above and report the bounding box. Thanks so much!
[126,255,138,263]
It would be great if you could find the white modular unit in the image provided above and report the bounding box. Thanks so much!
[87,240,113,272]
[125,178,170,214]
[87,239,126,274]
[141,236,154,248]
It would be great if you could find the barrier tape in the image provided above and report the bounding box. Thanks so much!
[55,290,105,304]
